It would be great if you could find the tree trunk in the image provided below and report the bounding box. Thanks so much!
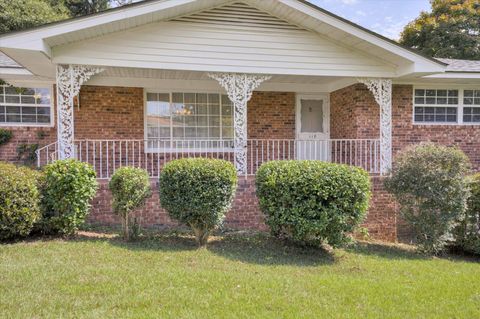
[191,225,209,246]
[123,215,130,241]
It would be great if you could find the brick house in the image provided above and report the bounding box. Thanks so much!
[1,0,480,241]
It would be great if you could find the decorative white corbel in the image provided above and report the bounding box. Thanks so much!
[357,78,392,175]
[208,73,271,175]
[56,64,103,159]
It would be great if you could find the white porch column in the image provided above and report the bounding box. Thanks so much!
[56,65,103,159]
[207,73,271,175]
[357,78,392,175]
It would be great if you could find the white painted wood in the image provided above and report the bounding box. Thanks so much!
[295,94,330,160]
[0,0,448,79]
[52,12,396,77]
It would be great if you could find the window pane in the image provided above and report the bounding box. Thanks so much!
[5,96,19,103]
[21,96,35,104]
[464,107,480,123]
[6,114,21,122]
[0,86,51,124]
[22,115,37,123]
[37,115,50,123]
[146,91,233,147]
[414,106,457,123]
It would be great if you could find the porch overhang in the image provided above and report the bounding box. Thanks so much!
[0,0,446,81]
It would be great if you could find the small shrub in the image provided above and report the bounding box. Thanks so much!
[385,143,470,255]
[0,129,12,146]
[40,159,98,235]
[0,163,41,240]
[256,160,371,248]
[109,167,151,240]
[159,158,237,246]
[454,173,480,255]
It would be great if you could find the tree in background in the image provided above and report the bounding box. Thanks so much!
[0,0,132,34]
[0,0,69,34]
[64,0,110,17]
[400,0,480,60]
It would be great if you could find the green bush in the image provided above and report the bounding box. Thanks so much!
[40,159,98,235]
[454,173,480,255]
[0,129,12,146]
[109,167,151,240]
[256,160,371,248]
[385,143,470,254]
[0,163,41,240]
[159,158,237,246]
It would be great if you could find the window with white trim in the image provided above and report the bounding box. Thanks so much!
[414,89,458,123]
[0,85,52,125]
[463,90,480,123]
[145,92,234,150]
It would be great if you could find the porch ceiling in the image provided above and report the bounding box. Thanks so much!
[86,66,357,93]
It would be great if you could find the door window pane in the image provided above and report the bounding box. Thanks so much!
[300,99,324,133]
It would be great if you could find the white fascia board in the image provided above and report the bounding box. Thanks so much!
[0,0,199,50]
[0,68,32,76]
[277,0,446,74]
[423,72,480,79]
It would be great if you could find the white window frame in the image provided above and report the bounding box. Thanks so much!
[143,90,235,153]
[462,89,480,124]
[0,84,54,127]
[413,86,480,125]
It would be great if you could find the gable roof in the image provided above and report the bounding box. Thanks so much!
[437,58,480,73]
[0,0,446,79]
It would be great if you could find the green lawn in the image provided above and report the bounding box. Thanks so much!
[0,231,479,319]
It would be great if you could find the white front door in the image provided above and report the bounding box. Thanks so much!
[296,94,330,160]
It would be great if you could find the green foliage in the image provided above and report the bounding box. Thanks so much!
[454,173,480,255]
[40,159,98,235]
[0,0,69,34]
[0,163,41,240]
[400,0,480,59]
[385,143,471,254]
[256,160,371,248]
[159,158,237,246]
[109,167,151,240]
[16,143,38,167]
[64,0,110,17]
[0,129,13,146]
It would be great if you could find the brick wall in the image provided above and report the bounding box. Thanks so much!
[74,86,144,140]
[392,85,480,170]
[331,83,480,168]
[247,91,296,139]
[330,84,379,139]
[89,177,267,231]
[89,176,394,240]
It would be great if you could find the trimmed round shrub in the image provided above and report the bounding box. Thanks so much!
[0,162,41,240]
[256,160,371,248]
[159,158,237,246]
[109,167,151,240]
[40,159,98,235]
[385,143,470,255]
[454,173,480,255]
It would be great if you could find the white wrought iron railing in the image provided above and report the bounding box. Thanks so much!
[36,139,381,179]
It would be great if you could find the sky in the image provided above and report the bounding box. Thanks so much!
[307,0,431,40]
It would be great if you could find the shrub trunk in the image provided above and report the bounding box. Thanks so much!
[191,224,209,246]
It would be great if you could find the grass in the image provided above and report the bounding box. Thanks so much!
[0,230,479,319]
